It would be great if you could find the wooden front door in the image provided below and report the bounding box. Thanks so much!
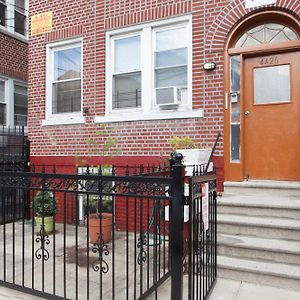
[244,52,300,181]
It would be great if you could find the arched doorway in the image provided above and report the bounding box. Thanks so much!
[224,11,300,181]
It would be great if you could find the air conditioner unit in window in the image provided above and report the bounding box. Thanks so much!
[156,87,181,107]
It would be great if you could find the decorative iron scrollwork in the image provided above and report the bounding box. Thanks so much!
[209,180,216,191]
[192,182,201,197]
[35,225,50,261]
[137,234,147,265]
[91,233,110,273]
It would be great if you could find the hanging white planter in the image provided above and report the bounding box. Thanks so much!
[177,148,213,176]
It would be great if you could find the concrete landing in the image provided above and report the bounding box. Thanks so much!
[209,279,300,300]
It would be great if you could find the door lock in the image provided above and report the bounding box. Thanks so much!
[244,110,250,116]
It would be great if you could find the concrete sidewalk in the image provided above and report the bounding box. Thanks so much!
[1,278,300,299]
[209,279,300,300]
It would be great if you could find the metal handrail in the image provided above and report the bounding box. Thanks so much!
[205,132,221,173]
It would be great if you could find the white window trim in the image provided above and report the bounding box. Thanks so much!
[96,14,201,124]
[0,76,28,127]
[43,38,85,127]
[0,0,29,42]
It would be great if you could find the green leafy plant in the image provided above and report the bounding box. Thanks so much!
[32,191,57,216]
[169,136,196,151]
[82,166,113,215]
[168,136,200,160]
[83,195,113,214]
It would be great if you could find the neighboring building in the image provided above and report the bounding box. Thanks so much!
[28,0,300,186]
[0,0,28,127]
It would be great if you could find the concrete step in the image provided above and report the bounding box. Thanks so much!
[218,255,300,291]
[224,180,300,197]
[218,195,300,219]
[218,214,300,241]
[218,234,300,265]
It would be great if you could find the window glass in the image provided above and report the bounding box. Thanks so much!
[15,0,25,13]
[113,36,141,109]
[113,73,141,109]
[51,44,82,114]
[235,23,298,48]
[53,80,81,113]
[156,66,187,88]
[54,47,81,81]
[231,124,240,161]
[155,48,187,68]
[0,1,6,26]
[230,56,241,162]
[0,104,5,125]
[254,65,290,104]
[155,26,188,104]
[14,85,27,126]
[14,0,26,36]
[114,36,140,73]
[230,56,240,92]
[0,81,4,102]
[156,27,187,51]
[15,11,25,35]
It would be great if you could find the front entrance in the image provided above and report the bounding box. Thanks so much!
[225,14,300,182]
[244,52,300,181]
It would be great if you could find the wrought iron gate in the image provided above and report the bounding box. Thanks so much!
[0,155,217,300]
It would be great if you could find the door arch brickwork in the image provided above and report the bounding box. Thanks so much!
[206,1,300,53]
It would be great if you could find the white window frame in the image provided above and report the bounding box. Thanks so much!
[43,38,85,126]
[0,0,29,41]
[96,15,203,124]
[0,76,27,127]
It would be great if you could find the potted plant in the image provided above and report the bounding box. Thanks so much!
[86,194,113,244]
[169,136,212,175]
[32,191,57,234]
[76,124,118,245]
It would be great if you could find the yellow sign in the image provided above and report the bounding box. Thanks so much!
[31,11,53,36]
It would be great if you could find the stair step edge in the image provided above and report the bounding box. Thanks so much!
[218,256,300,280]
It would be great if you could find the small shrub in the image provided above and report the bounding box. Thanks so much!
[32,191,57,216]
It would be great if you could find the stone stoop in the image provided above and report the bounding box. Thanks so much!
[217,181,300,291]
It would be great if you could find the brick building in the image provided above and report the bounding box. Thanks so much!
[28,0,300,184]
[0,0,28,127]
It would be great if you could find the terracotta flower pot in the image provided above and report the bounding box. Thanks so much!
[35,216,54,234]
[88,213,113,244]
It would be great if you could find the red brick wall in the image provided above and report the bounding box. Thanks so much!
[28,0,300,190]
[0,32,27,80]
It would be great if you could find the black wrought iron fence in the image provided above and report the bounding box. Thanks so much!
[0,156,217,300]
[187,172,217,300]
[0,126,29,225]
[0,125,29,171]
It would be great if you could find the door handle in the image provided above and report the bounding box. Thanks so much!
[244,110,250,116]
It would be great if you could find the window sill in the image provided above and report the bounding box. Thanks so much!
[42,115,85,126]
[94,109,203,123]
[0,26,28,43]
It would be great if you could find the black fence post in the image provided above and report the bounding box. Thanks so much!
[170,153,184,300]
[23,134,31,220]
